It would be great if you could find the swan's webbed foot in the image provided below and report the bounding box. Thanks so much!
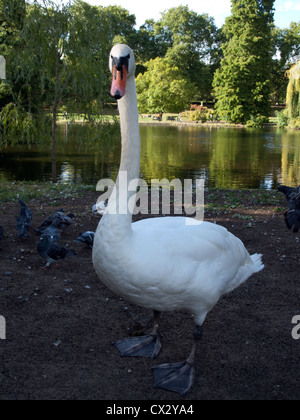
[152,325,202,396]
[113,332,161,359]
[152,359,195,396]
[113,310,162,359]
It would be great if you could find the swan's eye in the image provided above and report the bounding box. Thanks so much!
[111,54,130,73]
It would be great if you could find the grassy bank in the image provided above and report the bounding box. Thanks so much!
[0,181,95,204]
[0,181,284,216]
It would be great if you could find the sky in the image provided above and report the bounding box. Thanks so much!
[81,0,300,29]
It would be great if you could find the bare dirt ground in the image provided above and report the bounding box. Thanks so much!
[0,189,300,400]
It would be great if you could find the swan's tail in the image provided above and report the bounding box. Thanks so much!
[250,253,264,273]
[224,253,264,295]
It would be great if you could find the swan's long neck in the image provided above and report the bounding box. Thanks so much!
[104,76,140,234]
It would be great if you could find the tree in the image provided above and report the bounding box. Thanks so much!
[271,22,300,103]
[136,19,167,62]
[0,0,25,56]
[157,6,218,61]
[136,56,194,113]
[1,0,112,181]
[213,0,275,124]
[103,5,137,46]
[0,0,45,147]
[285,61,300,127]
[144,6,220,100]
[0,0,25,108]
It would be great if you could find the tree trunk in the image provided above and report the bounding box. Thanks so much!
[51,102,57,183]
[51,52,61,184]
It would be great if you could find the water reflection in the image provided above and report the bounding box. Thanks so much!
[281,131,300,186]
[0,124,299,189]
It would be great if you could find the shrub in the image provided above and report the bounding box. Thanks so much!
[275,110,289,128]
[245,114,269,128]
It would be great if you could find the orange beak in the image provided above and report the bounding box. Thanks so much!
[110,65,127,100]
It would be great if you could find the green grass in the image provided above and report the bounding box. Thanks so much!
[0,181,95,203]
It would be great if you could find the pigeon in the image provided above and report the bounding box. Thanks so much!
[16,199,33,238]
[37,236,76,269]
[278,185,300,232]
[92,200,108,215]
[0,226,4,242]
[74,231,95,248]
[39,222,61,245]
[34,208,64,234]
[35,210,74,235]
[278,185,300,201]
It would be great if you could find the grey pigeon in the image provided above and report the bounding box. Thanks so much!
[35,210,74,235]
[278,185,300,201]
[278,185,300,232]
[74,231,95,248]
[39,222,60,245]
[34,208,63,234]
[16,199,33,238]
[37,236,76,269]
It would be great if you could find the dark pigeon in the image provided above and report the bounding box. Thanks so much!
[74,231,95,248]
[35,210,74,235]
[37,236,76,269]
[16,199,33,238]
[278,185,300,233]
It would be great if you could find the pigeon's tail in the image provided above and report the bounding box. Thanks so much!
[285,210,300,232]
[278,185,296,201]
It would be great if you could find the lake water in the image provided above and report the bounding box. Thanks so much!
[0,123,299,189]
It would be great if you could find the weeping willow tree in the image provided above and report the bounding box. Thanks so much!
[1,0,114,182]
[276,61,300,129]
[286,61,300,128]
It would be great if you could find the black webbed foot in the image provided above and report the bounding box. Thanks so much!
[152,326,201,396]
[152,359,195,396]
[113,332,161,359]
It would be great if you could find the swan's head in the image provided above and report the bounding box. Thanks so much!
[109,44,135,100]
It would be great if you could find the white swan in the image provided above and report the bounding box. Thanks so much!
[93,44,264,396]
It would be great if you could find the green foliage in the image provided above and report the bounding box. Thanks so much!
[0,0,299,142]
[245,114,269,127]
[136,57,195,113]
[213,0,275,125]
[146,6,220,99]
[157,6,218,59]
[0,0,115,147]
[103,5,137,48]
[275,109,289,127]
[180,106,216,123]
[0,0,26,56]
[0,180,95,203]
[271,22,300,103]
[286,62,300,117]
[0,102,51,147]
[282,61,300,128]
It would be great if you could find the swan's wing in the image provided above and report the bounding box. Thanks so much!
[131,217,253,288]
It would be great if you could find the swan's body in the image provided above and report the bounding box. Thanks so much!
[95,215,262,325]
[93,44,264,395]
